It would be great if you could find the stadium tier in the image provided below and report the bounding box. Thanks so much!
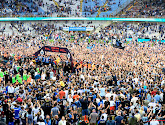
[0,0,164,17]
[82,0,132,17]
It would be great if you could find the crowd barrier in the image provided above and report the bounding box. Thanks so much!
[0,17,165,22]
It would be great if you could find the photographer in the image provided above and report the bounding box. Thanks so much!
[34,109,44,124]
[41,98,52,117]
[37,115,45,125]
[88,101,96,114]
[33,101,41,119]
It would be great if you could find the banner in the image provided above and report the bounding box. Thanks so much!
[33,46,73,62]
[49,39,54,42]
[126,38,165,43]
[63,27,94,31]
[69,27,86,31]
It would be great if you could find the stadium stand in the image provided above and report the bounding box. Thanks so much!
[0,0,164,17]
[0,0,81,17]
[0,0,45,17]
[82,0,133,17]
[98,22,165,41]
[119,0,165,18]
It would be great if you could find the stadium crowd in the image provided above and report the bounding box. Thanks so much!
[0,24,164,125]
[0,0,165,18]
[119,0,165,18]
[0,0,80,17]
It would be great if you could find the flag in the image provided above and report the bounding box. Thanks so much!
[152,43,154,47]
[88,38,91,43]
[126,41,129,45]
[49,39,54,42]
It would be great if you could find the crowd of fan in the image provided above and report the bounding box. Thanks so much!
[0,0,165,18]
[83,0,114,17]
[0,0,80,17]
[8,21,165,41]
[0,22,164,125]
[101,22,165,41]
[0,0,43,17]
[119,0,165,18]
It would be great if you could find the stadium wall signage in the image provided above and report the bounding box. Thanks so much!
[0,17,165,22]
[63,27,94,31]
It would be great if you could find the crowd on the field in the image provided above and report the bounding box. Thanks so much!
[0,25,164,125]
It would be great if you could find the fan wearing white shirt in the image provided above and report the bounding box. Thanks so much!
[41,72,46,81]
[161,80,164,86]
[100,110,108,121]
[93,85,99,93]
[8,84,15,98]
[110,96,115,111]
[64,89,68,99]
[67,94,73,106]
[119,91,125,99]
[111,91,117,101]
[80,74,85,81]
[77,87,84,96]
[8,84,15,93]
[133,77,139,84]
[105,89,111,101]
[58,116,66,125]
[130,102,135,114]
[150,116,159,125]
[33,101,41,117]
[160,91,163,102]
[131,94,139,106]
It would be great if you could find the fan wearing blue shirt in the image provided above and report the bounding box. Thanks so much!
[99,86,105,98]
[147,92,151,102]
[45,56,50,65]
[35,73,41,80]
[115,112,123,125]
[154,92,161,103]
[44,115,51,125]
[42,56,45,63]
[35,57,39,64]
[14,105,21,124]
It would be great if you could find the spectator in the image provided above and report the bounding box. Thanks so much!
[44,115,51,125]
[19,107,28,125]
[58,116,66,125]
[150,116,160,125]
[115,112,123,125]
[51,103,60,118]
[89,109,98,125]
[129,113,138,125]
